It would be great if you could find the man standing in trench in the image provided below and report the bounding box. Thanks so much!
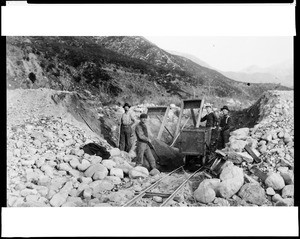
[135,113,158,172]
[218,105,233,149]
[119,103,135,152]
[201,103,218,128]
[201,103,218,149]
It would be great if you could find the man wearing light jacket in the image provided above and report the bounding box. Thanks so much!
[119,103,135,152]
[135,113,157,170]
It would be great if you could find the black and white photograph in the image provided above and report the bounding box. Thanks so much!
[2,2,297,237]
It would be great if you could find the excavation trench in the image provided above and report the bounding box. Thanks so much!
[52,90,263,173]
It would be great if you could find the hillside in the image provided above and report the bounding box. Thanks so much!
[93,36,291,99]
[7,36,291,108]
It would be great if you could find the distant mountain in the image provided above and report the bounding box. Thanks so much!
[165,50,213,69]
[222,59,293,88]
[93,36,290,98]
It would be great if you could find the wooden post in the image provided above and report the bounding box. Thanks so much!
[174,100,184,142]
[196,98,205,128]
[157,106,170,140]
[190,108,196,127]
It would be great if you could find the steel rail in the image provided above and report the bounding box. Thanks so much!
[160,166,205,207]
[122,165,184,207]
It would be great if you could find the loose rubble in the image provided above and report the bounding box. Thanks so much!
[7,89,294,207]
[211,90,294,206]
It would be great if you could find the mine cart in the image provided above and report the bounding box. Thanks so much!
[171,98,212,166]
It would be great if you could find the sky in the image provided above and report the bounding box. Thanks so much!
[145,36,293,72]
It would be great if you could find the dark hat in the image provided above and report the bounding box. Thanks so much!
[221,105,230,111]
[123,103,131,108]
[140,113,148,119]
[205,103,212,108]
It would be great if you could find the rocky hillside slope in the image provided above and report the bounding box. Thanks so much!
[7,36,290,107]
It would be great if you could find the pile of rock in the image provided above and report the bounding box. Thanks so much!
[193,90,294,206]
[7,115,158,207]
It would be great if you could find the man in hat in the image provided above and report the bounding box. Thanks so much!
[218,105,233,149]
[135,113,158,171]
[119,103,136,152]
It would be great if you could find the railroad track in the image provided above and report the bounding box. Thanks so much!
[122,165,206,207]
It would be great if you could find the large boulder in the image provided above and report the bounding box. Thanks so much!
[101,160,116,170]
[115,161,133,175]
[92,169,109,181]
[218,178,244,199]
[50,192,68,207]
[218,165,244,199]
[84,164,108,178]
[213,197,230,206]
[105,176,122,185]
[265,173,285,190]
[89,155,102,165]
[266,187,276,196]
[230,128,250,140]
[69,158,80,169]
[194,186,216,204]
[111,156,125,165]
[110,168,124,178]
[229,139,247,152]
[220,165,244,182]
[238,183,266,205]
[272,194,283,203]
[77,159,91,171]
[197,179,221,193]
[109,148,121,157]
[60,181,73,194]
[90,180,114,195]
[280,171,294,185]
[129,166,149,179]
[75,183,90,197]
[281,185,294,198]
[58,163,72,172]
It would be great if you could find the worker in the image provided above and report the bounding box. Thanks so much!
[218,105,233,149]
[119,103,135,152]
[135,113,158,171]
[201,103,218,128]
[201,104,219,149]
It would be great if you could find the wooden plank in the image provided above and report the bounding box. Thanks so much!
[196,97,205,128]
[155,111,173,139]
[170,116,190,147]
[182,99,203,109]
[174,100,184,140]
[157,106,170,140]
[147,106,168,115]
[190,108,197,127]
[244,145,262,163]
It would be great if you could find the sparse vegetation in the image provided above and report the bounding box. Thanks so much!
[6,36,291,108]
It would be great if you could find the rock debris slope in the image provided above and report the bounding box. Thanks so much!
[193,90,294,206]
[7,89,294,207]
